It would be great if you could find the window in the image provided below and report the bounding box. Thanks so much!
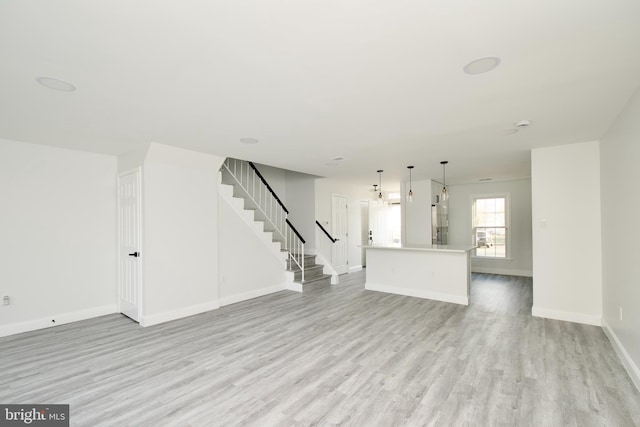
[472,196,508,258]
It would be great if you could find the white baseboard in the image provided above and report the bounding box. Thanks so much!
[348,265,363,273]
[0,304,118,338]
[532,306,601,326]
[141,300,220,327]
[220,283,287,306]
[602,318,640,392]
[365,282,468,306]
[471,266,533,277]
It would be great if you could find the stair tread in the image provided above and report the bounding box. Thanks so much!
[296,274,332,285]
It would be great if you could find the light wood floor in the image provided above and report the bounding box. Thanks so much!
[1,271,639,426]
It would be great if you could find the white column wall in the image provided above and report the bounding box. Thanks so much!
[600,87,640,390]
[142,143,224,326]
[531,141,602,325]
[401,179,433,246]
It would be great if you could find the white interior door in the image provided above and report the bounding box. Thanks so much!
[332,195,348,274]
[360,201,369,267]
[118,169,142,322]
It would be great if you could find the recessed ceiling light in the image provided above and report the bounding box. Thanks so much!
[479,178,493,182]
[331,156,345,161]
[463,57,501,75]
[36,77,76,92]
[240,138,259,144]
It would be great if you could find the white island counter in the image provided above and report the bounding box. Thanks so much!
[363,244,475,305]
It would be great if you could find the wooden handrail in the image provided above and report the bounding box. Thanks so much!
[315,220,336,243]
[286,219,306,244]
[248,162,289,214]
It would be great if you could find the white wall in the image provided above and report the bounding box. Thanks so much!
[0,139,117,336]
[250,163,317,248]
[531,141,602,326]
[118,143,149,173]
[401,179,433,246]
[253,163,287,201]
[285,171,316,249]
[448,179,533,277]
[600,87,640,389]
[142,143,224,326]
[218,194,287,305]
[315,178,371,271]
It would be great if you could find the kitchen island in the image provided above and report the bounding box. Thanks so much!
[363,244,475,305]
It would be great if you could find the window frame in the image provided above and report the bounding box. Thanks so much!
[471,193,511,260]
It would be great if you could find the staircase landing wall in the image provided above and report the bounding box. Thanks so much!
[218,192,288,305]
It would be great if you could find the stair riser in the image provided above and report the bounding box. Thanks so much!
[294,267,325,281]
[286,256,317,270]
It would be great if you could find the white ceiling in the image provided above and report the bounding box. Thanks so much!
[1,0,639,187]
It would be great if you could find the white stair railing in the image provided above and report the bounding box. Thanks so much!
[222,158,305,282]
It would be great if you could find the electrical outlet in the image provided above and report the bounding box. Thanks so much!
[619,307,623,321]
[3,296,9,306]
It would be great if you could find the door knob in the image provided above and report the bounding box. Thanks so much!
[128,252,139,257]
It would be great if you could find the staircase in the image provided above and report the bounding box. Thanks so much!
[219,158,331,290]
[287,254,329,285]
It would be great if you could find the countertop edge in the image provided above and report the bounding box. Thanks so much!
[361,245,475,253]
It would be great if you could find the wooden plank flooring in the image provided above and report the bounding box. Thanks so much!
[1,271,639,426]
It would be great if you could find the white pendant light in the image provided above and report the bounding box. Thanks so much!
[440,161,449,202]
[407,166,414,203]
[377,170,384,199]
